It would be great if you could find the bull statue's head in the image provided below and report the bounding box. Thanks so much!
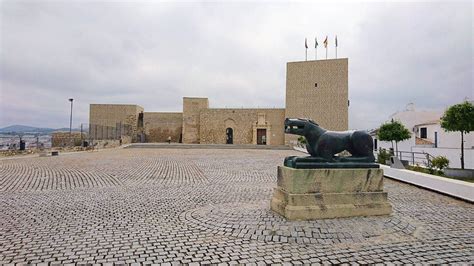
[284,118,319,136]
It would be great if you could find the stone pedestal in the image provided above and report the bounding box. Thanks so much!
[270,166,392,220]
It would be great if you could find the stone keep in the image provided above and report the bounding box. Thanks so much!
[285,59,348,145]
[271,166,392,220]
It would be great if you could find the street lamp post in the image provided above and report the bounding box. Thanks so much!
[69,98,74,135]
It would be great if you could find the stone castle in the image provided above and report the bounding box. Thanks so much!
[89,59,349,145]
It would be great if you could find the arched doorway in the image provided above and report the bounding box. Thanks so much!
[226,128,233,144]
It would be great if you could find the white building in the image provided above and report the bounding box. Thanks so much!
[374,103,474,169]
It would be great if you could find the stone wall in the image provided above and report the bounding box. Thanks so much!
[92,139,122,149]
[89,104,144,141]
[52,132,86,147]
[89,59,349,146]
[199,108,285,145]
[285,58,348,144]
[143,112,183,143]
[182,98,209,144]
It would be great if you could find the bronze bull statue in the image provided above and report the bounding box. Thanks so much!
[285,118,375,164]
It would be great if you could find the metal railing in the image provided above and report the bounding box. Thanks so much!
[88,123,132,140]
[395,150,435,167]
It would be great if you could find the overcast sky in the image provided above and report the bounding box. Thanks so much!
[0,1,472,130]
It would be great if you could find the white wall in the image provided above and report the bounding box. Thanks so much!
[374,107,441,152]
[391,110,441,130]
[438,128,474,149]
[375,139,474,169]
[411,147,474,169]
[373,104,474,169]
[416,123,437,144]
[414,123,474,149]
[375,137,413,152]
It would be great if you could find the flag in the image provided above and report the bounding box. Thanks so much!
[305,38,308,49]
[323,36,328,48]
[335,36,338,47]
[315,37,318,48]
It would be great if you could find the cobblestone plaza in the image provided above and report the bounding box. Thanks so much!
[1,149,473,264]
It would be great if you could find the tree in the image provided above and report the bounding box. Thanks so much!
[377,119,411,154]
[440,101,474,169]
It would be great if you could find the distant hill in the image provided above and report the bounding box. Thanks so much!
[0,125,82,134]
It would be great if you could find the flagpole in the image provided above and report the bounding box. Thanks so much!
[315,37,318,60]
[304,38,308,61]
[323,36,328,60]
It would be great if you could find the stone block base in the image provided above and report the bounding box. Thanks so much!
[270,166,392,220]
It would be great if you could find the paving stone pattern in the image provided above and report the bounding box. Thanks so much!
[1,149,473,264]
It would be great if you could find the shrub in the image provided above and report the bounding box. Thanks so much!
[297,136,307,146]
[377,148,391,165]
[431,156,450,171]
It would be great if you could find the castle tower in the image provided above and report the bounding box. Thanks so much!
[285,58,349,144]
[182,97,209,144]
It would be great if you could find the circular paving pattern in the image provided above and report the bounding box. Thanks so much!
[1,148,473,264]
[180,201,418,245]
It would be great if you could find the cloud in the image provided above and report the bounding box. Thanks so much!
[347,2,472,129]
[0,1,472,129]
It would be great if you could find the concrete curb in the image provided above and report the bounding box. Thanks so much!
[381,165,474,203]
